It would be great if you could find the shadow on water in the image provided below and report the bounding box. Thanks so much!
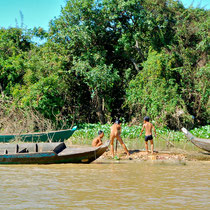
[94,160,188,166]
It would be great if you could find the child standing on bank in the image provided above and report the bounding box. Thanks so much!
[110,119,130,158]
[140,116,156,154]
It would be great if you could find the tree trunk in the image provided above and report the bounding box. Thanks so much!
[95,93,105,124]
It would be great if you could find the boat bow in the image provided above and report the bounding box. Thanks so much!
[181,128,210,152]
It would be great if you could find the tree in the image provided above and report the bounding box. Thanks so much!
[0,28,31,94]
[0,0,209,130]
[126,49,194,129]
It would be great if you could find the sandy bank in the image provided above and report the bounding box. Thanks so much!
[99,149,210,162]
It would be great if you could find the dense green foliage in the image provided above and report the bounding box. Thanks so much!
[0,0,209,132]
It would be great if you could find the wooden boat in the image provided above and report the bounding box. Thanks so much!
[0,126,77,143]
[181,128,210,152]
[0,140,109,164]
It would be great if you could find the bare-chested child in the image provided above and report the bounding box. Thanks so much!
[140,116,156,154]
[110,120,130,158]
[92,130,104,147]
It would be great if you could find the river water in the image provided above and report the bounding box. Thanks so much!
[0,161,209,209]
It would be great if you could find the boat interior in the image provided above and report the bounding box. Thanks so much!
[0,142,66,155]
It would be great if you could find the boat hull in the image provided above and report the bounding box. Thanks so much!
[0,126,77,143]
[181,128,210,152]
[0,141,109,164]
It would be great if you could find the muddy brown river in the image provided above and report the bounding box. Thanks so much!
[0,160,209,209]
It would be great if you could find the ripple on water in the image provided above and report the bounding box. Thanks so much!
[0,162,209,209]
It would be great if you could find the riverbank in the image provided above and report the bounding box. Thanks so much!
[98,148,210,162]
[68,132,210,162]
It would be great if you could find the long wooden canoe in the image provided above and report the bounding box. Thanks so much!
[0,140,109,164]
[181,128,210,152]
[0,126,77,143]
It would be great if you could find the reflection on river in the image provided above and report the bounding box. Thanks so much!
[0,161,209,209]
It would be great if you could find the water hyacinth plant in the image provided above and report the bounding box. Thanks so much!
[70,123,210,146]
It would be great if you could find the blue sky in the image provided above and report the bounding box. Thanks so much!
[0,0,66,30]
[0,0,209,31]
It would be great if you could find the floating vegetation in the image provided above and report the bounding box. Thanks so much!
[70,124,210,146]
